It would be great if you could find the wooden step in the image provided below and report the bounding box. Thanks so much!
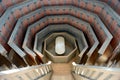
[51,59,75,80]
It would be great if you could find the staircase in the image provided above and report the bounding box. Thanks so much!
[0,61,52,80]
[0,61,120,80]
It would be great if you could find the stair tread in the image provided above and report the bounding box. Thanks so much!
[51,59,75,80]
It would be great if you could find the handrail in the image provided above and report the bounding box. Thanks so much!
[0,61,52,80]
[72,62,120,80]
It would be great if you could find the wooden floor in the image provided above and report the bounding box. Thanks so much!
[50,59,75,80]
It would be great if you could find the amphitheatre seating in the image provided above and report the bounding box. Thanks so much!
[43,5,112,56]
[4,0,118,52]
[0,0,118,53]
[8,19,39,66]
[81,0,120,63]
[9,5,112,64]
[0,0,24,17]
[23,15,99,64]
[47,0,119,64]
[0,0,51,65]
[76,0,120,56]
[49,0,119,58]
[10,6,112,57]
[99,0,120,15]
[32,24,88,62]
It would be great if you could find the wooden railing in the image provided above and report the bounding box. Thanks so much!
[0,61,52,80]
[72,62,120,80]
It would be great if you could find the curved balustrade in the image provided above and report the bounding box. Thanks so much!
[0,61,52,80]
[72,62,120,80]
